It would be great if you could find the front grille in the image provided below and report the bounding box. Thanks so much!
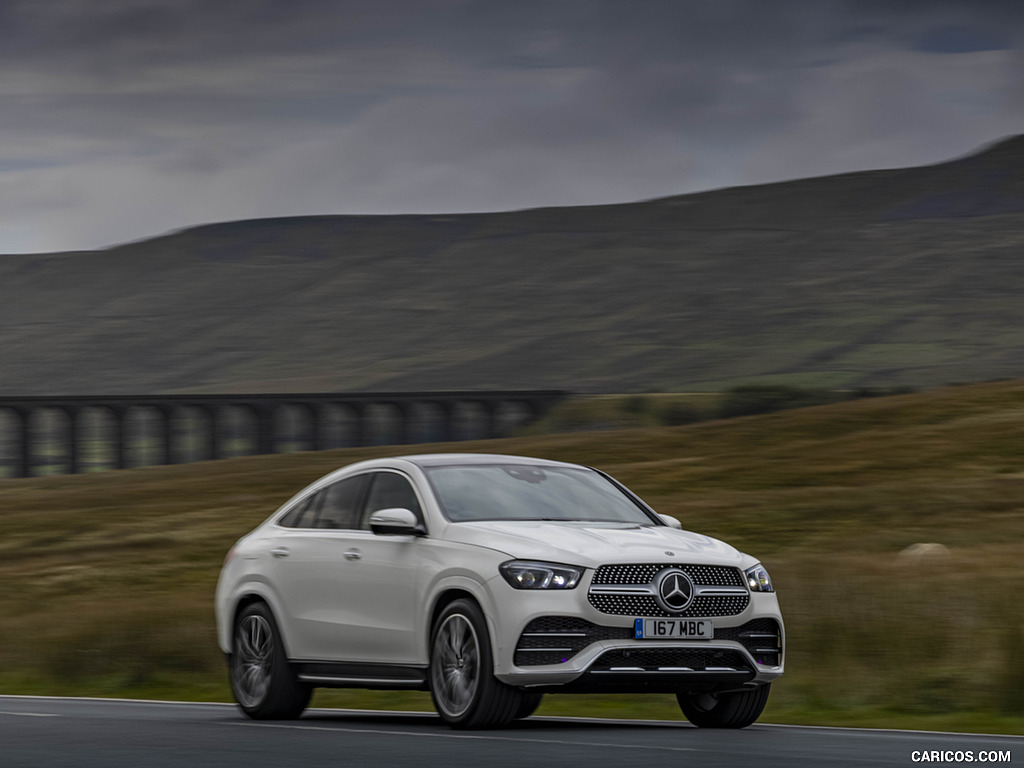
[715,618,782,667]
[588,593,749,618]
[592,564,745,587]
[590,647,752,673]
[588,563,749,617]
[514,617,632,666]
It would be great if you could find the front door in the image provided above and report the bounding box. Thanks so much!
[333,470,426,664]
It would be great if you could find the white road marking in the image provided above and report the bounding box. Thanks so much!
[225,720,699,752]
[755,722,1024,739]
[0,711,60,717]
[0,695,234,708]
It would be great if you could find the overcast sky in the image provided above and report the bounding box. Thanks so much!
[2,0,1023,253]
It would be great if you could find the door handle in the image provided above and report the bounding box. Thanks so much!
[344,549,362,561]
[270,547,290,558]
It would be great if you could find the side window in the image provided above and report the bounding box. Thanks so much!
[360,472,423,530]
[315,475,368,530]
[278,493,320,528]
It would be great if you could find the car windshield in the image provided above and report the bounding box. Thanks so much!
[423,464,656,525]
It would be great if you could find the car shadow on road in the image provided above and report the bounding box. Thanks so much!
[297,710,691,731]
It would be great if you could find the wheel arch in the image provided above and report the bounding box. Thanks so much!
[426,583,502,667]
[429,588,478,633]
[225,585,294,659]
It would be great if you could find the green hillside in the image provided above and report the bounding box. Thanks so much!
[2,379,1023,733]
[3,136,1024,395]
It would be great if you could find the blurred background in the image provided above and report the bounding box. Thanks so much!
[1,0,1023,733]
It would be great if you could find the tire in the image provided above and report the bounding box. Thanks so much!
[429,598,524,729]
[230,602,311,720]
[677,684,770,728]
[513,693,544,720]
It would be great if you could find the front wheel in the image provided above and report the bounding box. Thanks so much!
[514,693,544,720]
[429,598,524,729]
[677,684,770,728]
[230,602,311,720]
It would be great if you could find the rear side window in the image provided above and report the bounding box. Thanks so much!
[315,475,368,530]
[360,472,423,529]
[278,493,320,528]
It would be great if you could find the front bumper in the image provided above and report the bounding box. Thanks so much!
[488,575,784,690]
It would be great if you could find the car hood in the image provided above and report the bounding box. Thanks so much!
[442,520,746,568]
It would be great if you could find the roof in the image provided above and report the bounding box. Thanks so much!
[400,453,581,469]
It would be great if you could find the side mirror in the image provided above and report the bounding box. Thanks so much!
[659,513,683,530]
[369,507,425,536]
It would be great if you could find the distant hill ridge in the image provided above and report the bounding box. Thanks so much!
[2,135,1024,395]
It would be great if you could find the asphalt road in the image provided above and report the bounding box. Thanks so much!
[1,696,1019,768]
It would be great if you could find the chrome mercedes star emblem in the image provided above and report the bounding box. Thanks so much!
[655,569,694,613]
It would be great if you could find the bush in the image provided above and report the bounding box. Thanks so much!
[621,395,648,415]
[660,402,700,426]
[717,385,842,419]
[852,386,918,399]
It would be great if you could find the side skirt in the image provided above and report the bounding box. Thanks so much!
[291,661,430,691]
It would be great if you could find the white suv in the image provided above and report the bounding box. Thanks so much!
[215,453,784,729]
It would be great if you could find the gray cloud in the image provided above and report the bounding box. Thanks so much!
[2,0,1024,252]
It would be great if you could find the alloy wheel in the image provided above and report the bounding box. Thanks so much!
[431,613,481,717]
[233,614,274,708]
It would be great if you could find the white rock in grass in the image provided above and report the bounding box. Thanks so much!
[897,542,951,562]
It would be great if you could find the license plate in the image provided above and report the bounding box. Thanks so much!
[634,618,713,640]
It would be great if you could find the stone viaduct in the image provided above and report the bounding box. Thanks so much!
[0,390,566,478]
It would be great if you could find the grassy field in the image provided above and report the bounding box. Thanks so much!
[2,380,1024,733]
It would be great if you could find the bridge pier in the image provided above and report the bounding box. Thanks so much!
[66,407,80,475]
[157,407,174,466]
[17,409,30,479]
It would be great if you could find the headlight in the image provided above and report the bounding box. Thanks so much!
[499,561,582,590]
[745,564,775,593]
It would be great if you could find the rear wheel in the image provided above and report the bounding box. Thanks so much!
[677,684,770,728]
[429,598,524,729]
[230,602,311,720]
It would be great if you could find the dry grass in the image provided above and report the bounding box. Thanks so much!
[2,379,1024,731]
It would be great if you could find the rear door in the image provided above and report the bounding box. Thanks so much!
[262,475,368,660]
